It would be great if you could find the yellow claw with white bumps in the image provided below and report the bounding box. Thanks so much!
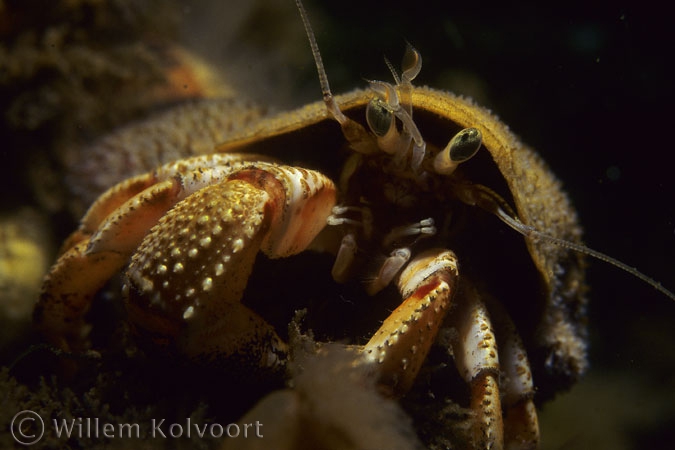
[35,155,336,372]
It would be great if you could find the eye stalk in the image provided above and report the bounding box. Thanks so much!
[365,73,426,169]
[434,127,483,175]
[365,81,409,157]
[296,0,429,170]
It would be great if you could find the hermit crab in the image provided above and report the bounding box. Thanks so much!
[32,1,675,449]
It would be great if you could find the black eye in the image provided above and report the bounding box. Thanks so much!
[366,98,394,137]
[449,128,482,162]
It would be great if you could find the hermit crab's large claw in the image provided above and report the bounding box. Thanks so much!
[35,155,336,362]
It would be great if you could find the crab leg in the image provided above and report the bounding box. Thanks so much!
[488,298,540,449]
[501,336,539,450]
[35,176,185,352]
[361,249,458,394]
[365,248,411,296]
[36,174,207,351]
[35,242,128,352]
[450,284,504,450]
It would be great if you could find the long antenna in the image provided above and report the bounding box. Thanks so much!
[459,182,675,302]
[493,205,675,302]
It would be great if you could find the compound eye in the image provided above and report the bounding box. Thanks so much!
[449,127,482,162]
[366,98,394,137]
[434,127,483,175]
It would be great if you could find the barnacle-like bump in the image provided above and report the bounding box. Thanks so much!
[140,277,153,292]
[199,236,212,248]
[182,306,195,320]
[214,263,225,276]
[202,277,213,292]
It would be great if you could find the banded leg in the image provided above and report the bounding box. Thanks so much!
[360,249,459,394]
[488,299,540,450]
[450,284,504,450]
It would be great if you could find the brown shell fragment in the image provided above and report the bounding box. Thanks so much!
[65,98,271,215]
